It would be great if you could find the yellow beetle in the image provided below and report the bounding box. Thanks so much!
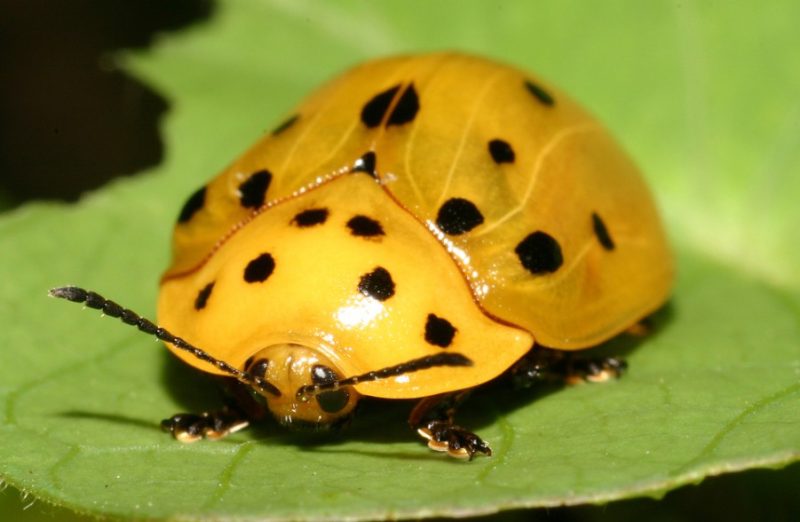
[52,52,672,459]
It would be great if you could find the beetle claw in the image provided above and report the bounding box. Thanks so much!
[566,356,627,385]
[417,422,491,460]
[161,408,249,443]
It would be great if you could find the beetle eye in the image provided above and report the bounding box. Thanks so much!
[247,358,269,379]
[311,364,337,384]
[310,364,350,413]
[316,389,350,413]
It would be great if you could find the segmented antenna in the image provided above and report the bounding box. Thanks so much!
[49,286,281,397]
[296,352,473,400]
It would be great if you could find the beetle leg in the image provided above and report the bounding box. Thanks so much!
[625,317,652,337]
[161,377,267,442]
[510,346,627,388]
[161,407,250,442]
[562,353,627,384]
[409,391,491,460]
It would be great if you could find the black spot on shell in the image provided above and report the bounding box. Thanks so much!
[194,282,214,310]
[592,212,615,251]
[177,186,206,223]
[272,114,298,135]
[524,80,555,107]
[352,151,377,177]
[347,215,384,237]
[424,314,457,348]
[292,208,329,227]
[515,231,563,274]
[361,84,401,128]
[358,266,395,301]
[239,170,272,209]
[436,198,484,235]
[386,84,419,126]
[244,253,276,283]
[488,139,515,164]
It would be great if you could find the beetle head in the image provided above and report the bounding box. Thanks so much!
[244,343,360,429]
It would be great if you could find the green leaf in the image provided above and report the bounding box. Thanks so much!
[1,1,798,520]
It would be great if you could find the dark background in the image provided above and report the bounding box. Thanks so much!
[0,1,797,521]
[0,0,212,207]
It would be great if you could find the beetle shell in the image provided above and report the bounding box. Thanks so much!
[158,52,673,399]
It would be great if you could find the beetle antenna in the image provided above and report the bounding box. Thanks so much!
[49,286,281,397]
[296,352,473,400]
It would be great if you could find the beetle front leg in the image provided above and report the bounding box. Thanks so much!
[409,390,491,460]
[161,377,267,443]
[161,406,250,442]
